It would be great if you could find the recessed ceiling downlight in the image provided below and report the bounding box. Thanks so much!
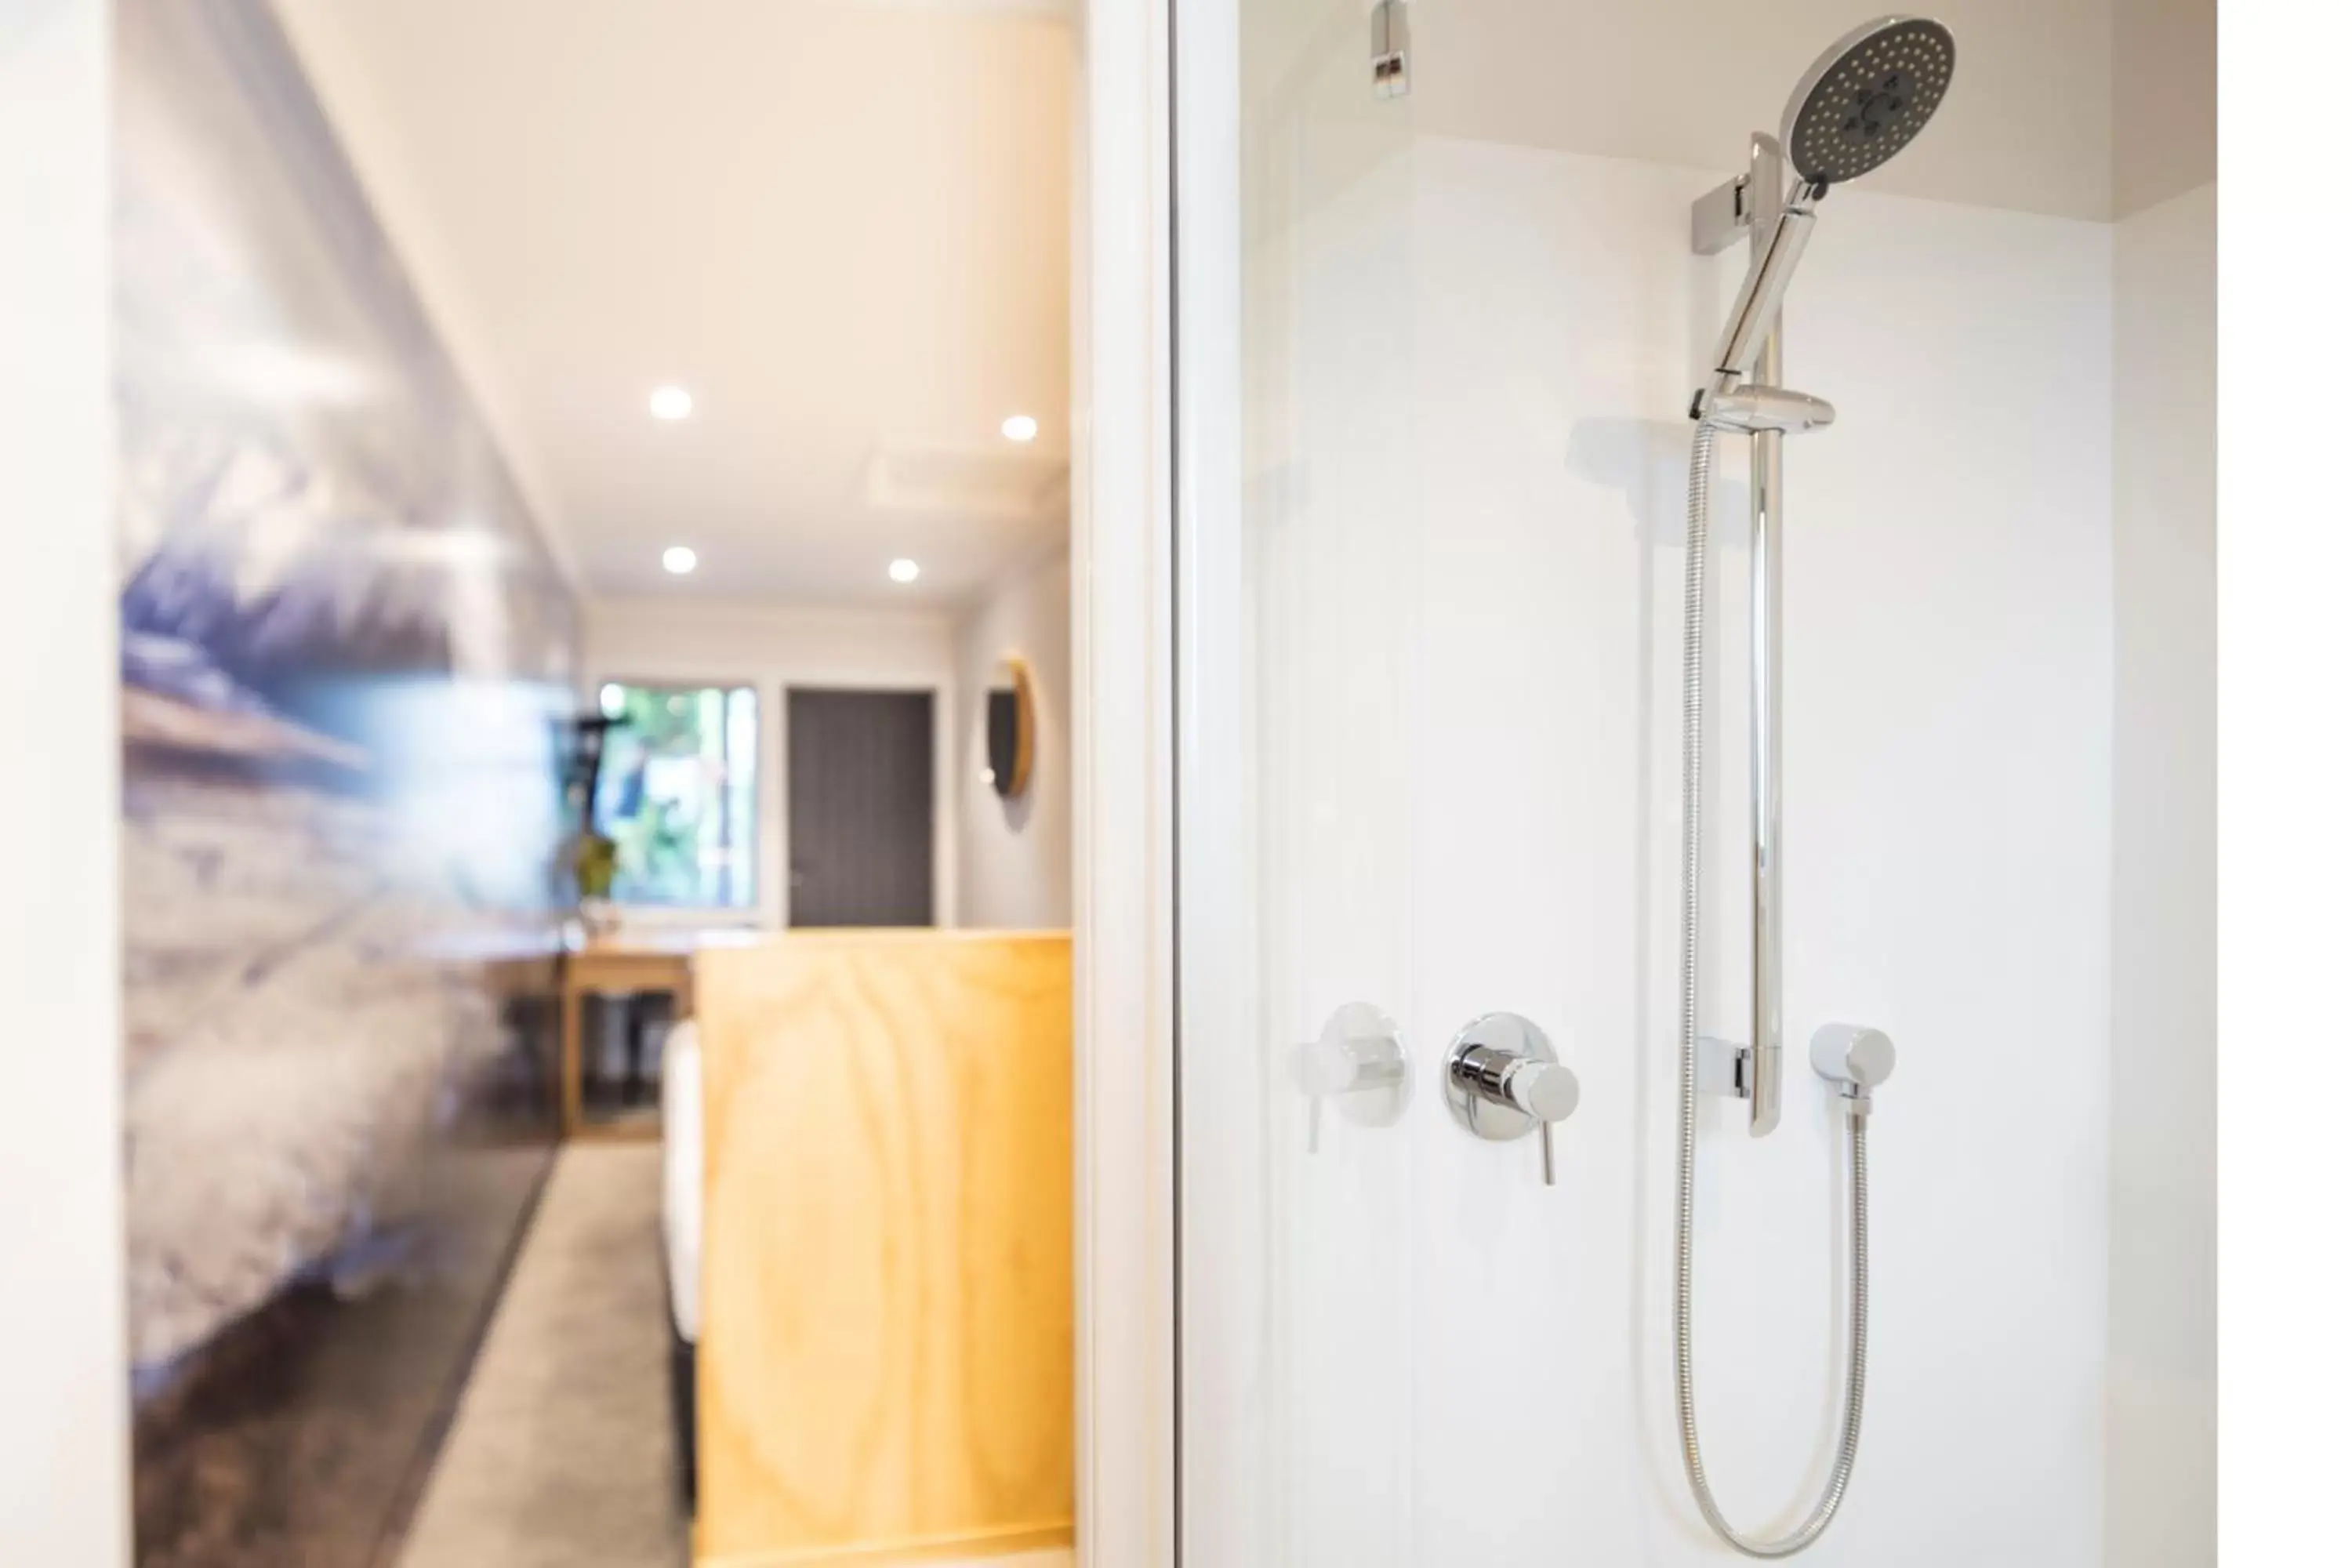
[888,558,920,584]
[662,546,698,575]
[1000,413,1039,442]
[649,385,694,420]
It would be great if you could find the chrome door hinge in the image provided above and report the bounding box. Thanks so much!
[1372,0,1410,100]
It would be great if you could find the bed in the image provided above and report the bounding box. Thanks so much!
[659,1015,702,1507]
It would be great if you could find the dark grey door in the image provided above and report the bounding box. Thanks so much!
[785,688,935,927]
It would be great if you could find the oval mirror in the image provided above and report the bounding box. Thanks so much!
[985,655,1036,800]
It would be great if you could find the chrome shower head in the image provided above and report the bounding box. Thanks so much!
[1780,16,1956,187]
[1698,16,1956,392]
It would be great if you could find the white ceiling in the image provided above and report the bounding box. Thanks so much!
[1410,1,2120,221]
[279,1,2196,612]
[1249,0,2126,221]
[276,0,1074,608]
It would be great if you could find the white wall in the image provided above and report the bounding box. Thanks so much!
[954,546,1074,928]
[0,0,130,1562]
[584,598,958,927]
[2104,177,2215,1568]
[1185,123,2117,1566]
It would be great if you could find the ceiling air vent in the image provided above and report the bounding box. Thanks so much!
[860,439,1065,521]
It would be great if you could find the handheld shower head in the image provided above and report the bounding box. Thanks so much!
[1700,15,1956,390]
[1780,16,1957,187]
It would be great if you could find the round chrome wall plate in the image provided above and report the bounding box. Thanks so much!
[1443,1011,1558,1142]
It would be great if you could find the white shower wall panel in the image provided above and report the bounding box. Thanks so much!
[1207,135,2114,1566]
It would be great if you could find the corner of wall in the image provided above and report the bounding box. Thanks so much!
[2102,74,2217,1568]
[0,2,132,1560]
[2111,0,2217,221]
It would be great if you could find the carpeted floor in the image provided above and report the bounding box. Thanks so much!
[396,1143,687,1568]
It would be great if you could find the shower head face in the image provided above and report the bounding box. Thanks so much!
[1780,16,1956,187]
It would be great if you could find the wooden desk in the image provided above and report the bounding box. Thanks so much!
[559,928,757,1140]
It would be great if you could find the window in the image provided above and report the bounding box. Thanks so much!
[593,682,758,909]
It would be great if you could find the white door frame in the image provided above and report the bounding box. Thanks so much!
[1072,2,1178,1565]
[1074,0,1254,1559]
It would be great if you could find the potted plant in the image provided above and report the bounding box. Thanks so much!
[564,712,624,936]
[575,829,620,935]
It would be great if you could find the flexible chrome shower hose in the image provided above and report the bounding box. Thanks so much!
[1674,421,1870,1558]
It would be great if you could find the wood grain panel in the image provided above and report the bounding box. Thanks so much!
[695,932,1073,1566]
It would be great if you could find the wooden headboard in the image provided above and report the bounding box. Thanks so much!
[691,931,1073,1568]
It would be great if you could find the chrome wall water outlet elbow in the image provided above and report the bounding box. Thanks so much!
[1809,1022,1896,1118]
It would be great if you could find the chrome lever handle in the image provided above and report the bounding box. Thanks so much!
[1497,1054,1581,1123]
[1290,1002,1410,1153]
[1441,1012,1578,1186]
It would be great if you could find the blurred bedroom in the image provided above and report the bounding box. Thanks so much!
[109,2,1075,1565]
